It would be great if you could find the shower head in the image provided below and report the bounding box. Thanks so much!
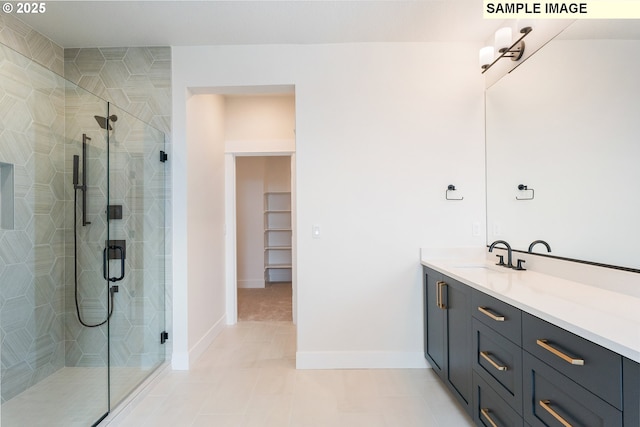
[94,115,118,130]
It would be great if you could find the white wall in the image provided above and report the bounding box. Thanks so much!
[172,42,486,369]
[171,93,227,369]
[236,157,268,288]
[225,95,296,141]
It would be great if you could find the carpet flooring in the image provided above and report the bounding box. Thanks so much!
[237,282,292,321]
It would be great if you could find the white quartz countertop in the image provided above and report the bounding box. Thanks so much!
[421,255,640,363]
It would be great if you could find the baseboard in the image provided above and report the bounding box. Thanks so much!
[295,351,429,369]
[172,314,226,370]
[171,351,189,370]
[238,279,265,288]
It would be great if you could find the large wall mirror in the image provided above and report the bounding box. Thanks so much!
[486,20,640,271]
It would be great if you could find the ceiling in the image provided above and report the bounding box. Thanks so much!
[18,0,498,48]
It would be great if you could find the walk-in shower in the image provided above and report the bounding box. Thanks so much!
[0,42,167,426]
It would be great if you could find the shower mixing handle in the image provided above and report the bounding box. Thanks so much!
[103,245,125,282]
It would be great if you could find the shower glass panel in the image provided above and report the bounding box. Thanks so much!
[105,104,166,408]
[0,41,166,427]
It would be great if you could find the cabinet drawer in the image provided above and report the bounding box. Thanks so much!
[473,372,524,427]
[523,352,622,427]
[473,319,523,413]
[522,313,622,410]
[472,290,522,345]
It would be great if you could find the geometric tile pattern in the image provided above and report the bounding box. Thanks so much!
[1,18,171,410]
[63,47,171,371]
[0,14,64,76]
[0,42,67,402]
[62,97,166,373]
[64,46,173,365]
[64,47,171,137]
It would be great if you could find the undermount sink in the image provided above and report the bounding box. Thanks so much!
[452,264,509,272]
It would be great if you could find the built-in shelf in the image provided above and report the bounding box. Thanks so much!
[264,192,292,283]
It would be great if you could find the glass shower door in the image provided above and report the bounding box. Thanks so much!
[65,83,112,425]
[105,103,166,409]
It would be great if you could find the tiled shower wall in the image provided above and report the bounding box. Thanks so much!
[0,14,67,402]
[1,14,172,400]
[63,46,171,136]
[0,13,63,75]
[63,46,172,367]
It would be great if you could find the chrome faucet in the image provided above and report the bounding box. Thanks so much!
[528,240,551,253]
[489,240,513,268]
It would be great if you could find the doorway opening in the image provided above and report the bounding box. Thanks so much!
[236,156,292,321]
[220,88,297,326]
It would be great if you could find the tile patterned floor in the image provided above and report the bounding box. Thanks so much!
[106,322,475,427]
[1,367,152,427]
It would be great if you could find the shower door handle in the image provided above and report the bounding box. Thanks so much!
[103,245,125,282]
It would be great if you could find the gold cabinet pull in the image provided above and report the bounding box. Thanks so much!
[536,339,585,366]
[480,408,499,427]
[478,306,505,322]
[539,400,573,427]
[480,351,508,371]
[436,281,447,309]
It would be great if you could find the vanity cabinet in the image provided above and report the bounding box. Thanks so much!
[422,265,639,427]
[423,267,473,416]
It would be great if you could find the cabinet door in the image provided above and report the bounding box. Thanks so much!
[446,277,473,415]
[424,267,446,380]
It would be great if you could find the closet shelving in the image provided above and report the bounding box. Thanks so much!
[264,192,292,283]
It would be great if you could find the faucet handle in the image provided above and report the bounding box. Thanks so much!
[514,259,526,271]
[495,254,505,266]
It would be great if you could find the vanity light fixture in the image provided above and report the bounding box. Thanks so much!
[480,24,533,73]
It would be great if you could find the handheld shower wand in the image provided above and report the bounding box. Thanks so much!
[72,155,79,188]
[74,135,91,226]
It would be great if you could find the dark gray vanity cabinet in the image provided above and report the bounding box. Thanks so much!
[422,265,639,427]
[423,267,473,416]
